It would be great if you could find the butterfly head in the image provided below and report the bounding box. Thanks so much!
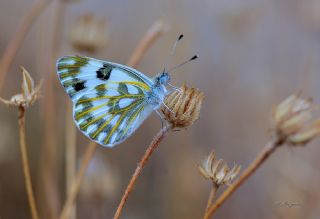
[155,71,171,86]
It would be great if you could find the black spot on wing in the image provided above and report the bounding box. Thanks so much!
[96,64,112,80]
[73,81,86,91]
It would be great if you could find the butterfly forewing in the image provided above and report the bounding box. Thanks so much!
[57,55,154,147]
[57,55,153,102]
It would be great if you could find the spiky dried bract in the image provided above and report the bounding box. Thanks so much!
[70,13,108,52]
[162,85,204,129]
[199,151,241,187]
[0,67,41,108]
[272,93,320,145]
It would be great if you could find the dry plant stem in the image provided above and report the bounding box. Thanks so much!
[204,137,284,219]
[18,106,40,219]
[127,20,165,68]
[65,101,77,219]
[59,141,97,219]
[36,2,66,218]
[205,183,218,214]
[113,127,170,219]
[0,0,50,91]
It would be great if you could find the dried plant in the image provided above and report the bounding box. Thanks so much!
[36,2,67,217]
[0,67,41,107]
[162,84,204,129]
[272,93,320,145]
[204,93,320,219]
[0,67,41,219]
[199,151,240,216]
[199,152,241,187]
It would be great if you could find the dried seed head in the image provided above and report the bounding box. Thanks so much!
[70,13,108,52]
[162,84,204,129]
[272,93,320,145]
[0,67,41,108]
[198,151,241,186]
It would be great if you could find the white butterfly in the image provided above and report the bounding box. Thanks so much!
[56,35,197,147]
[56,55,174,147]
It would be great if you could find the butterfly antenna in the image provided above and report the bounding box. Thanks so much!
[167,55,198,73]
[171,34,184,55]
[162,34,184,73]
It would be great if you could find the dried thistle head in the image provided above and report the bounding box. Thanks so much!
[272,93,320,145]
[70,13,108,52]
[198,151,241,187]
[162,84,204,129]
[0,67,41,108]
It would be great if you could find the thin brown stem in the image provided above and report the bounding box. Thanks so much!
[18,106,40,219]
[59,141,97,219]
[65,101,77,219]
[205,183,218,214]
[127,20,166,68]
[36,2,66,218]
[204,137,284,219]
[113,127,170,219]
[0,0,50,91]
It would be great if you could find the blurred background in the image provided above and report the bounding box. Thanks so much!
[1,0,320,218]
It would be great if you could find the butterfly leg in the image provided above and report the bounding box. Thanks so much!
[168,83,182,92]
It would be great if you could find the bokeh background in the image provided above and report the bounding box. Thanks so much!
[1,0,320,218]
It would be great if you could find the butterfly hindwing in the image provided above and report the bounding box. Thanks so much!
[74,83,153,147]
[56,55,155,147]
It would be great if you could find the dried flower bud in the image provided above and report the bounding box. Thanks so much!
[199,151,241,186]
[70,13,108,52]
[162,85,204,129]
[0,67,41,108]
[272,93,320,145]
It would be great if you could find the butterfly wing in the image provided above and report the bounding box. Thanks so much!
[57,55,154,147]
[57,55,154,101]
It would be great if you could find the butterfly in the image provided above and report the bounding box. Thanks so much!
[56,35,197,147]
[56,55,175,147]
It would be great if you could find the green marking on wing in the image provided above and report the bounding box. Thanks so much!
[58,56,89,79]
[115,104,145,143]
[118,83,129,94]
[75,88,145,141]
